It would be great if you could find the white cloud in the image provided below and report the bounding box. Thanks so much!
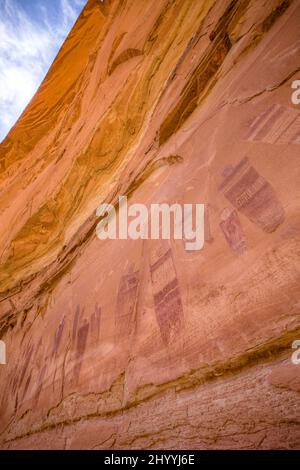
[0,0,86,142]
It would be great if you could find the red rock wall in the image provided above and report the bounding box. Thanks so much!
[0,0,299,449]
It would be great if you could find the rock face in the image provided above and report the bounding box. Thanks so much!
[0,0,300,450]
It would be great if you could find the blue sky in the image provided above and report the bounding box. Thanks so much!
[0,0,86,142]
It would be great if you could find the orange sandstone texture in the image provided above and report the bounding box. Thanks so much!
[0,0,300,449]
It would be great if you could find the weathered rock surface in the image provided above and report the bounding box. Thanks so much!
[0,0,300,449]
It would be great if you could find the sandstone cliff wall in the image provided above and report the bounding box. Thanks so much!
[0,0,299,449]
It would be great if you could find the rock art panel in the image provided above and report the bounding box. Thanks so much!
[220,208,246,255]
[115,267,140,341]
[73,317,89,385]
[246,104,300,145]
[219,158,285,233]
[149,243,184,345]
[90,303,101,344]
[51,317,65,357]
